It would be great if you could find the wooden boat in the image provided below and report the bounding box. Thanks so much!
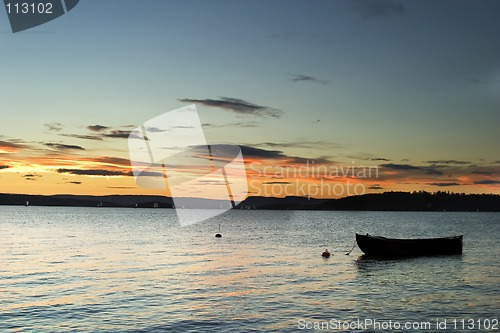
[356,233,462,256]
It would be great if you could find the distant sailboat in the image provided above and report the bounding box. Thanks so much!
[154,202,159,208]
[97,201,103,208]
[25,200,29,207]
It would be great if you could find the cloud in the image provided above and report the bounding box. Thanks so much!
[0,139,28,151]
[380,163,420,171]
[102,129,146,140]
[0,165,10,170]
[474,180,500,185]
[94,156,131,167]
[287,156,331,165]
[56,168,162,177]
[185,144,331,167]
[103,130,132,139]
[200,144,331,164]
[426,160,470,165]
[428,182,460,187]
[263,181,292,185]
[23,173,42,181]
[202,121,262,128]
[312,119,321,124]
[371,157,390,161]
[65,126,145,141]
[254,141,341,150]
[178,97,282,118]
[133,170,164,177]
[69,181,82,185]
[472,170,496,176]
[424,167,444,176]
[44,143,85,151]
[368,185,383,190]
[59,125,146,141]
[88,125,109,132]
[60,133,103,141]
[44,122,63,132]
[235,145,285,159]
[57,168,130,176]
[145,126,169,133]
[348,0,405,20]
[288,73,328,85]
[380,163,444,175]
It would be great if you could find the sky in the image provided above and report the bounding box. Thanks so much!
[0,0,499,198]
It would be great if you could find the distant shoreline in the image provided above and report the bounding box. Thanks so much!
[1,191,499,212]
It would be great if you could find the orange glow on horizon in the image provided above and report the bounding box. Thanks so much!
[0,149,498,198]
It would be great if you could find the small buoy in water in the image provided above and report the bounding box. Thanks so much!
[215,223,222,238]
[322,249,330,257]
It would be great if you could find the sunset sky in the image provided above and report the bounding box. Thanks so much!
[0,0,499,198]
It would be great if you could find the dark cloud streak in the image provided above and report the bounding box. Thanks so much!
[0,140,28,149]
[88,125,109,132]
[474,180,500,185]
[60,133,103,141]
[380,163,420,171]
[429,182,460,187]
[288,73,328,85]
[426,160,470,165]
[202,121,262,128]
[57,168,129,176]
[44,122,63,132]
[57,168,162,178]
[103,130,132,139]
[44,143,85,151]
[380,163,443,175]
[178,97,282,118]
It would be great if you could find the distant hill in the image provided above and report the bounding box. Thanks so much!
[0,191,498,212]
[0,194,174,208]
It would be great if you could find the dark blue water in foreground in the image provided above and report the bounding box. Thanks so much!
[1,207,499,332]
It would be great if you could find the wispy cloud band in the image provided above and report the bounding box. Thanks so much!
[178,97,282,118]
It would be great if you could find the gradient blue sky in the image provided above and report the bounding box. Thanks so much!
[0,0,499,196]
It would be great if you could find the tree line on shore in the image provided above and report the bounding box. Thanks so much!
[0,191,498,212]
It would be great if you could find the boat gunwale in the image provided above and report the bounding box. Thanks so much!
[355,233,463,256]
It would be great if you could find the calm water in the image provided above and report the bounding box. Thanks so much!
[0,207,499,332]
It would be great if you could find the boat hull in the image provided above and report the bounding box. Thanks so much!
[356,233,462,256]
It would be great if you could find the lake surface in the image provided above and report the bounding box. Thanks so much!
[1,207,499,332]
